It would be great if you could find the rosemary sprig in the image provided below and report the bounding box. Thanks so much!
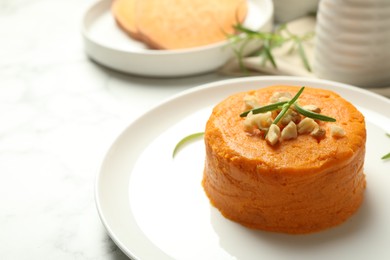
[262,38,277,68]
[240,87,337,124]
[228,23,313,72]
[297,39,311,72]
[283,26,313,72]
[240,101,287,117]
[173,88,337,158]
[272,86,305,125]
[294,102,336,122]
[382,133,390,160]
[172,132,204,158]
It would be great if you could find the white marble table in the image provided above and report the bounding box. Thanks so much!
[0,0,229,258]
[2,1,389,259]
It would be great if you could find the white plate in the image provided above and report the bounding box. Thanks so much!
[96,76,390,260]
[82,0,273,77]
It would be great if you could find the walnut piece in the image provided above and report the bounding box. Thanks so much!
[269,92,292,103]
[244,111,272,131]
[243,94,260,110]
[330,125,346,138]
[266,124,281,145]
[281,121,298,140]
[297,118,318,134]
[302,104,321,113]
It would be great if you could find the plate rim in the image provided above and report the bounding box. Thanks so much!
[95,76,390,259]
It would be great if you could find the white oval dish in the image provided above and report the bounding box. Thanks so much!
[82,0,273,77]
[96,76,390,260]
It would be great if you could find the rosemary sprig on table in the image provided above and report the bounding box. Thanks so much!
[172,132,204,158]
[228,23,314,72]
[382,133,390,160]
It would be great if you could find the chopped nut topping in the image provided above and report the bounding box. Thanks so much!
[243,111,255,130]
[302,104,321,113]
[330,125,346,138]
[278,96,292,103]
[311,127,326,139]
[266,124,281,145]
[243,94,260,109]
[241,88,336,146]
[297,118,318,134]
[280,108,301,126]
[269,92,292,103]
[281,121,298,140]
[244,111,272,131]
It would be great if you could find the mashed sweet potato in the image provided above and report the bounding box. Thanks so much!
[202,85,366,234]
[112,0,142,40]
[112,0,247,49]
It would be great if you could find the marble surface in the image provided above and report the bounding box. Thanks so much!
[1,1,388,259]
[0,0,229,259]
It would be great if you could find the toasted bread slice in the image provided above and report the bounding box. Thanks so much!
[136,0,248,49]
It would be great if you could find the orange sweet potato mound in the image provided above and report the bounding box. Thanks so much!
[112,0,247,49]
[202,85,366,234]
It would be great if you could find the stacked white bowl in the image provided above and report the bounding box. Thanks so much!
[313,0,390,88]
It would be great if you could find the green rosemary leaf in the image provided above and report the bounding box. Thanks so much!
[276,23,287,32]
[294,102,336,122]
[290,86,305,104]
[302,31,315,41]
[263,39,277,68]
[234,24,260,36]
[272,103,289,125]
[297,39,312,72]
[240,101,287,117]
[172,132,204,158]
[228,22,313,73]
[383,133,390,160]
[272,87,305,125]
[382,152,390,160]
